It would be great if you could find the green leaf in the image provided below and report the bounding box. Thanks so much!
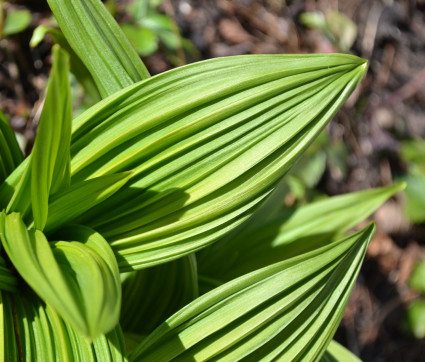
[321,340,361,362]
[43,171,132,234]
[121,24,158,56]
[403,167,425,223]
[31,45,72,230]
[1,287,127,360]
[0,213,121,339]
[401,138,425,167]
[406,300,425,339]
[199,183,403,282]
[67,54,366,270]
[0,110,23,183]
[129,224,375,361]
[31,25,101,103]
[409,260,425,294]
[3,9,31,36]
[121,254,198,335]
[47,0,150,98]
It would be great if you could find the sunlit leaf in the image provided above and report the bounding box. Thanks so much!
[31,45,72,230]
[67,54,367,270]
[0,213,121,339]
[47,0,150,98]
[321,340,361,362]
[43,172,132,234]
[199,183,404,282]
[129,224,375,361]
[0,287,126,360]
[31,25,101,103]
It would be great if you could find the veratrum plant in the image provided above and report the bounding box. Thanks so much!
[0,0,399,360]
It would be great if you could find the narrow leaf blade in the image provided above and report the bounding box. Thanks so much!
[47,0,150,98]
[31,45,72,230]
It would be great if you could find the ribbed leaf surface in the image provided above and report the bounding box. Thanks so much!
[0,288,126,361]
[68,54,367,270]
[121,254,198,335]
[47,0,150,98]
[31,45,72,230]
[321,340,361,362]
[0,110,23,183]
[129,224,375,361]
[199,183,403,282]
[0,213,121,339]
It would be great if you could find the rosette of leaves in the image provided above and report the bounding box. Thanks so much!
[0,0,398,360]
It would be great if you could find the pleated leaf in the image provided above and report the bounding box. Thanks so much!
[129,223,375,361]
[47,0,150,98]
[0,287,126,361]
[321,340,361,362]
[120,254,198,335]
[0,213,121,339]
[66,54,367,270]
[31,45,72,230]
[0,110,23,183]
[0,255,16,292]
[199,183,404,282]
[43,171,132,234]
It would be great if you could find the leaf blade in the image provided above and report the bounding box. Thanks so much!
[31,45,72,230]
[47,0,150,98]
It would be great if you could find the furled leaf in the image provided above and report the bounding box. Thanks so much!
[129,224,375,361]
[47,0,150,98]
[121,254,198,335]
[199,183,403,282]
[0,110,23,183]
[0,213,121,339]
[31,25,101,103]
[0,287,126,360]
[66,54,367,270]
[321,340,361,362]
[31,45,72,230]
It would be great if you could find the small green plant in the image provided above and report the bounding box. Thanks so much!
[0,0,402,360]
[299,10,358,53]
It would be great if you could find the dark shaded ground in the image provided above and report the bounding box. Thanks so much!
[1,0,425,360]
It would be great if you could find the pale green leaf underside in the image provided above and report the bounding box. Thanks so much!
[199,183,404,281]
[0,213,121,339]
[129,224,375,361]
[47,0,150,98]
